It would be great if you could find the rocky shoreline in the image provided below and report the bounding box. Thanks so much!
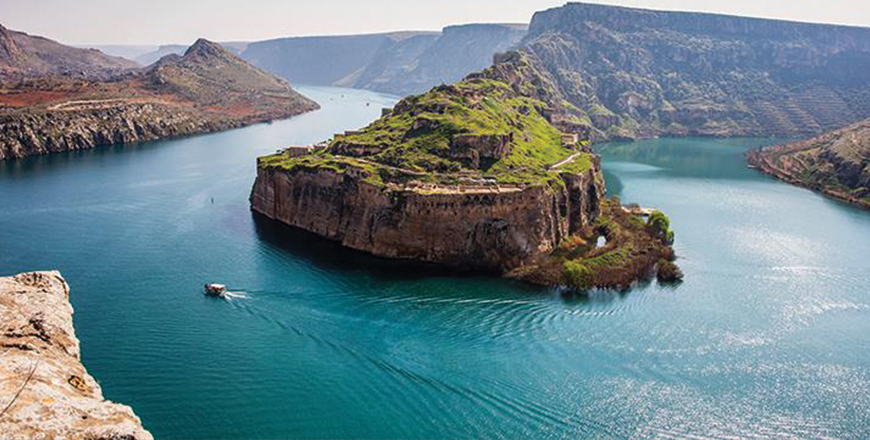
[0,271,153,440]
[746,141,870,210]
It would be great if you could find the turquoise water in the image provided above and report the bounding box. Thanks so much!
[2,87,870,439]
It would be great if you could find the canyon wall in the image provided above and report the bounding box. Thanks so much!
[0,271,153,440]
[517,2,870,140]
[250,164,603,271]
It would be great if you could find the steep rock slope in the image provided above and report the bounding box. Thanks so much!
[516,2,870,141]
[0,38,318,160]
[748,117,870,209]
[0,23,137,78]
[0,271,153,440]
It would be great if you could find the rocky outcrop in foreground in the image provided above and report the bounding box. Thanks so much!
[0,271,153,440]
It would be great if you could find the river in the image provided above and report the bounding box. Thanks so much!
[2,86,869,439]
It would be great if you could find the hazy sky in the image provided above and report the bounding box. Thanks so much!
[2,0,869,45]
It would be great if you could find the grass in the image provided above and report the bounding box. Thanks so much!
[262,58,597,189]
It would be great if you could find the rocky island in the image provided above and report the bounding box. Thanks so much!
[0,271,152,439]
[748,117,870,210]
[251,52,679,290]
[0,24,319,161]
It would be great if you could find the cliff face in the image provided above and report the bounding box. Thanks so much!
[251,164,602,271]
[0,37,319,161]
[748,117,870,209]
[0,271,153,440]
[517,2,870,140]
[0,102,249,161]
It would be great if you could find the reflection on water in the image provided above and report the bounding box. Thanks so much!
[2,93,870,439]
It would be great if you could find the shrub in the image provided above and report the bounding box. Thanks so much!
[563,260,593,289]
[647,210,674,244]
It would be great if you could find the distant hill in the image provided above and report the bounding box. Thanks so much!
[238,24,527,95]
[510,3,870,141]
[346,24,527,95]
[0,37,318,160]
[239,32,436,86]
[0,23,138,77]
[748,118,870,209]
[77,44,158,61]
[135,41,248,66]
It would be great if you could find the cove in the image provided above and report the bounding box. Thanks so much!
[2,87,870,439]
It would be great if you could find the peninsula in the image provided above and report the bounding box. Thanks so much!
[251,52,679,290]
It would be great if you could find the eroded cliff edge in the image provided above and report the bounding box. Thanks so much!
[0,271,153,440]
[251,157,602,271]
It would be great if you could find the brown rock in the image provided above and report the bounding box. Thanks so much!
[0,271,153,440]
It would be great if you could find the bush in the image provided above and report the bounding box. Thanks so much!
[647,210,674,244]
[563,260,593,290]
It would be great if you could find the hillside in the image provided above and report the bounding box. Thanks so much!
[0,23,137,77]
[748,118,870,209]
[513,2,870,141]
[0,38,318,160]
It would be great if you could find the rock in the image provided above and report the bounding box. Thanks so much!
[0,271,153,440]
[656,259,684,284]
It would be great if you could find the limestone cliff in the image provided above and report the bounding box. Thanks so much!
[0,271,153,440]
[251,161,602,271]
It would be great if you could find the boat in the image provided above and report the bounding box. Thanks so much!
[204,283,227,296]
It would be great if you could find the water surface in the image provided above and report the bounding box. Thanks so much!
[2,88,869,439]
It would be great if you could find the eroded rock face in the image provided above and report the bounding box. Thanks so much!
[0,271,153,440]
[250,164,604,271]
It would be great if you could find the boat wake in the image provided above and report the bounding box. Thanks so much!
[222,291,247,300]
